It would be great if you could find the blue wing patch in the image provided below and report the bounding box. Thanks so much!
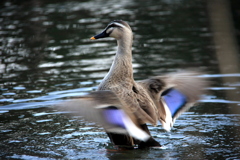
[162,88,187,117]
[103,107,126,128]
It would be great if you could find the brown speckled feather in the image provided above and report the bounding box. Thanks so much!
[138,71,208,130]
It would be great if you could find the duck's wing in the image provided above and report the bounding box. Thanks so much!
[57,90,150,141]
[138,71,208,131]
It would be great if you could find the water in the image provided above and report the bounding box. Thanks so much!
[1,0,240,159]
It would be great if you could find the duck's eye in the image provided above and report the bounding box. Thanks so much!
[108,23,118,28]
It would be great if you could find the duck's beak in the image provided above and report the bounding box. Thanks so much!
[90,30,109,40]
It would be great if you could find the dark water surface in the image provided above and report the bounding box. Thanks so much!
[1,0,240,159]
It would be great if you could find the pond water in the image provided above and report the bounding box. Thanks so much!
[1,0,240,159]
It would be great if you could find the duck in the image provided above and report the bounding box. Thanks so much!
[60,20,208,149]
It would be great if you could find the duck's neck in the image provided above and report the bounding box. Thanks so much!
[104,34,134,82]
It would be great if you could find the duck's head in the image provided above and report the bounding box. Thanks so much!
[90,20,132,40]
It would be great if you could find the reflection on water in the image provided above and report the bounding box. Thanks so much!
[1,109,239,159]
[0,0,240,159]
